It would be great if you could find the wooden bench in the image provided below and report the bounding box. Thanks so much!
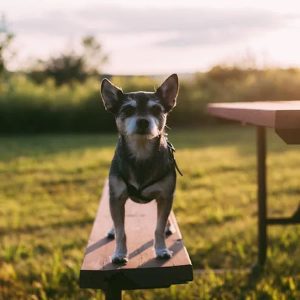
[79,180,193,300]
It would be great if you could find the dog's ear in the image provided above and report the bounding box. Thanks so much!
[100,79,124,114]
[155,74,179,113]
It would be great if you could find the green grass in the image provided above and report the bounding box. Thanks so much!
[0,127,300,299]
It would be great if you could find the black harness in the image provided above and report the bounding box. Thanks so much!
[121,138,183,203]
[166,140,183,177]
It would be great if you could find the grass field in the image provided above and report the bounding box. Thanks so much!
[0,127,300,299]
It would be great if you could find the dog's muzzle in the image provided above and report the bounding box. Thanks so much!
[136,118,150,134]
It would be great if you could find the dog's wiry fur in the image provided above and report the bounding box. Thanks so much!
[101,74,179,264]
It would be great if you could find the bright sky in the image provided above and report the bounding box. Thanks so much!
[2,0,300,74]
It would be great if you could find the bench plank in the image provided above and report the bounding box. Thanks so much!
[80,180,193,290]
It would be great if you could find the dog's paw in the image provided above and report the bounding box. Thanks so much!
[155,248,173,259]
[107,228,115,239]
[112,252,128,264]
[165,224,175,236]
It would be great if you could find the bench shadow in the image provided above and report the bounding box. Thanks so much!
[138,240,183,268]
[99,236,183,269]
[128,239,154,260]
[85,237,113,255]
[99,239,155,269]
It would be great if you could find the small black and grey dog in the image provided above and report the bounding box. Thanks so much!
[100,74,180,264]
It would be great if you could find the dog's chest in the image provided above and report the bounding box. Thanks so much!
[116,135,172,200]
[126,166,163,204]
[126,161,158,189]
[127,168,139,189]
[126,137,154,160]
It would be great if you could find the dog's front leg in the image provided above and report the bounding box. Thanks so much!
[155,197,173,259]
[109,176,128,264]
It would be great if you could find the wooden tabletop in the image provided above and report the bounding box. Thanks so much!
[80,180,193,290]
[207,101,300,144]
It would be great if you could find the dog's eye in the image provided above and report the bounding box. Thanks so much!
[122,105,136,116]
[150,104,162,115]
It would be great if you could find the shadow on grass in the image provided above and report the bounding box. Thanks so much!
[0,133,117,162]
[1,126,293,163]
[186,224,257,270]
[205,267,264,299]
[0,216,94,236]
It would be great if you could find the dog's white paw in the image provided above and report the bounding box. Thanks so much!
[112,252,128,264]
[107,228,115,239]
[155,248,173,259]
[165,224,175,236]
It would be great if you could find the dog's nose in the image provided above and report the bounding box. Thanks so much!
[137,118,149,130]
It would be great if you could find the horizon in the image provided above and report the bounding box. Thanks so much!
[2,0,300,75]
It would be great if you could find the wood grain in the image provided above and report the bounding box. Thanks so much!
[80,180,193,290]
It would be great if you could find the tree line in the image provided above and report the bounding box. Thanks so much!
[2,17,300,133]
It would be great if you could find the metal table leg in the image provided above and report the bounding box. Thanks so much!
[256,126,267,267]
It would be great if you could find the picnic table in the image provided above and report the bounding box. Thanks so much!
[207,101,300,267]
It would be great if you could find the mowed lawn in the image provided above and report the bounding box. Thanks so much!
[0,127,300,300]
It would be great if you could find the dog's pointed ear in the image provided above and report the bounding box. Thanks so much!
[100,78,124,114]
[155,74,179,113]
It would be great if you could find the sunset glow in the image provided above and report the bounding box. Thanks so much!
[2,0,300,74]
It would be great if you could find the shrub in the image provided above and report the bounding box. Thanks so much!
[1,66,300,133]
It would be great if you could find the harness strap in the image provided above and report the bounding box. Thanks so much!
[167,140,183,176]
[121,137,183,201]
[121,166,171,202]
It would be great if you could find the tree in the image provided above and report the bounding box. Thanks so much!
[0,15,14,75]
[82,35,108,75]
[31,36,108,86]
[43,52,87,86]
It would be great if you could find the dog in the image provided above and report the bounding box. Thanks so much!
[100,74,180,264]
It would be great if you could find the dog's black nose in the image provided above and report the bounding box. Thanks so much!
[137,118,149,130]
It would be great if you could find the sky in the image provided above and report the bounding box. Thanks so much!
[2,0,300,74]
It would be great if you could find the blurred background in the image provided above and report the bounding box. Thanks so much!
[1,0,300,133]
[1,1,300,299]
